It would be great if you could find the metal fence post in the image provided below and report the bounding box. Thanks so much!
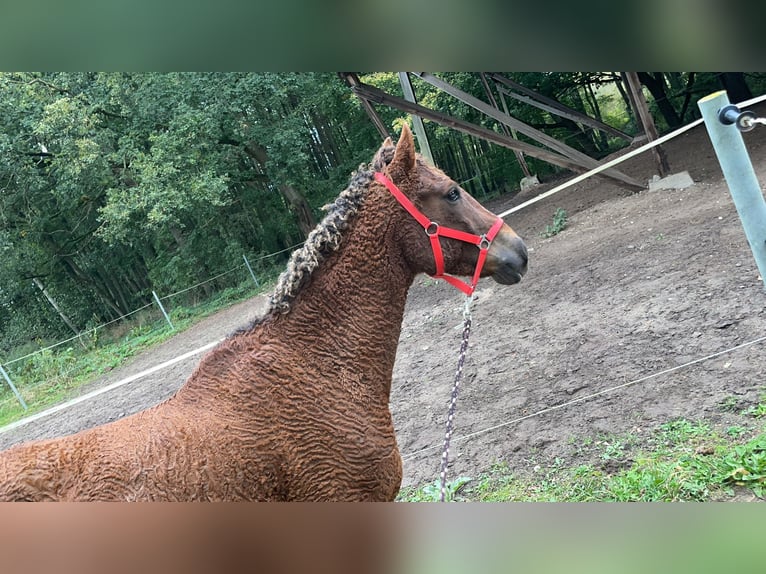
[243,254,259,287]
[152,290,175,330]
[0,363,28,410]
[698,90,766,289]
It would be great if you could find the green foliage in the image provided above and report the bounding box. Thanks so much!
[402,418,766,502]
[744,404,766,418]
[0,72,378,355]
[541,208,568,238]
[719,435,766,497]
[742,392,766,419]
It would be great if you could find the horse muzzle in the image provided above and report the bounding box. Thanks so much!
[486,230,528,285]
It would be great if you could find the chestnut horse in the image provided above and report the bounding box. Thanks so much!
[0,125,527,500]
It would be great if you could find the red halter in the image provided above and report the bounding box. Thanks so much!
[374,172,504,296]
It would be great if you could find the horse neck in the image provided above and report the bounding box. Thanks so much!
[266,191,415,397]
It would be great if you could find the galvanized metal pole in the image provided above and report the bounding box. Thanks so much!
[152,290,175,330]
[698,90,766,288]
[0,363,27,410]
[398,72,435,165]
[243,254,259,287]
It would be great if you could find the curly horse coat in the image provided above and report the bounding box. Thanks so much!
[0,125,528,501]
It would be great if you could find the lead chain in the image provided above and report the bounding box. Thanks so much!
[439,294,475,502]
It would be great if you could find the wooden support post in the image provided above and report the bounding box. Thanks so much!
[480,72,532,178]
[338,72,390,140]
[410,72,642,189]
[623,72,670,177]
[349,81,643,190]
[489,73,632,141]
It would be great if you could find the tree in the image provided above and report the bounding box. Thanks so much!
[0,72,381,351]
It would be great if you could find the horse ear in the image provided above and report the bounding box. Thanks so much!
[389,123,416,178]
[372,136,395,170]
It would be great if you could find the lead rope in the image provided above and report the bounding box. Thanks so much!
[439,293,475,503]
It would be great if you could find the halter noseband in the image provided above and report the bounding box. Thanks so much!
[374,172,504,296]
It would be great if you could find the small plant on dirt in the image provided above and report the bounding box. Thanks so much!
[742,392,766,418]
[718,395,740,413]
[656,419,710,446]
[397,476,472,502]
[541,208,568,238]
[601,439,627,461]
[744,404,766,418]
[726,426,748,438]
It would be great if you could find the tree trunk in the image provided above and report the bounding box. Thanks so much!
[719,73,753,104]
[636,73,682,128]
[280,184,317,238]
[244,141,317,238]
[44,239,124,318]
[613,74,634,122]
[678,72,697,122]
[32,278,86,347]
[583,82,608,151]
[455,134,472,186]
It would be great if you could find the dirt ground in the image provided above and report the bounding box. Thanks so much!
[2,111,766,494]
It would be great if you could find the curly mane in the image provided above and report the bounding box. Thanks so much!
[265,143,395,316]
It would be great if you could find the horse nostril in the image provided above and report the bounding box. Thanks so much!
[514,237,529,266]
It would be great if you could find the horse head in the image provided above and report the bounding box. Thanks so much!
[377,124,528,291]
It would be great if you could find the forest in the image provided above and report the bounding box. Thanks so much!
[1,72,762,358]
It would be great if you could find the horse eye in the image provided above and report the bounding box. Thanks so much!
[445,187,461,203]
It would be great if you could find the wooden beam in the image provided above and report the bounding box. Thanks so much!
[349,81,644,190]
[410,72,642,189]
[479,72,532,178]
[338,72,390,140]
[489,73,632,141]
[623,72,670,177]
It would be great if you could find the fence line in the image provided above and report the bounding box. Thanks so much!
[496,91,766,219]
[0,339,223,434]
[4,302,156,367]
[162,266,245,301]
[402,332,766,463]
[2,241,306,370]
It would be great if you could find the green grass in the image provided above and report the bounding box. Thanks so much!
[742,392,766,419]
[0,278,277,428]
[398,416,766,502]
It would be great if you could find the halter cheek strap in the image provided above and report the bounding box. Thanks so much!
[374,172,504,296]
